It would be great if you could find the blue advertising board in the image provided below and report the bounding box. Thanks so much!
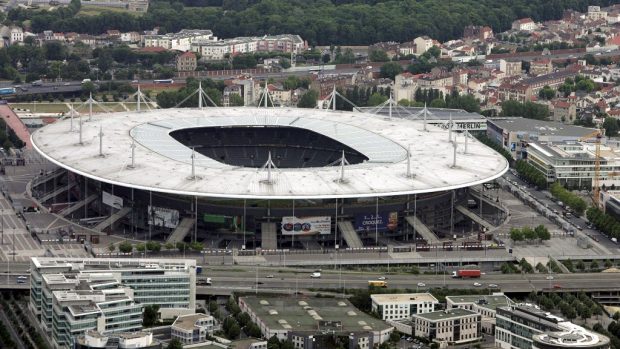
[354,212,398,232]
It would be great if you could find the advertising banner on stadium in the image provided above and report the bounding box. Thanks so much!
[281,216,331,235]
[354,212,398,232]
[102,191,123,209]
[147,206,180,228]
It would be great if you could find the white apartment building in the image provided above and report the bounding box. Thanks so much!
[171,314,219,345]
[191,34,306,60]
[30,257,197,349]
[414,36,434,55]
[143,29,216,51]
[588,6,608,21]
[412,308,482,345]
[371,293,439,321]
[10,26,23,44]
[76,330,160,349]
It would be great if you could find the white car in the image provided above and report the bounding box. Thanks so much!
[310,272,321,278]
[546,275,554,280]
[473,282,482,287]
[265,275,274,278]
[488,284,499,288]
[417,282,426,287]
[378,276,386,280]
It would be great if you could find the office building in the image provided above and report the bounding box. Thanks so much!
[238,296,393,348]
[171,314,219,345]
[370,293,439,321]
[29,257,197,349]
[527,141,620,189]
[411,308,482,345]
[486,118,599,160]
[496,304,610,349]
[445,293,514,333]
[75,330,162,349]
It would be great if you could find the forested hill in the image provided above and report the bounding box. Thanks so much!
[9,0,620,45]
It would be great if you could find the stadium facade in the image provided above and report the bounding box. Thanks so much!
[30,107,507,250]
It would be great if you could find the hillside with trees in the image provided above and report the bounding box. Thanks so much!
[8,0,620,45]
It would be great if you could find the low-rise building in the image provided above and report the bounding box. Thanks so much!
[486,117,598,160]
[412,308,482,345]
[371,293,439,321]
[192,34,306,60]
[550,100,577,124]
[500,60,522,77]
[238,296,393,347]
[530,59,554,76]
[414,36,434,55]
[496,304,610,349]
[144,29,216,51]
[512,18,537,31]
[176,51,197,72]
[171,314,219,345]
[76,330,161,349]
[445,293,514,334]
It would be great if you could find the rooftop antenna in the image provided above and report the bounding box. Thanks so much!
[137,85,141,112]
[89,92,93,121]
[406,144,415,178]
[423,102,428,131]
[129,138,136,169]
[98,124,104,157]
[448,113,453,142]
[260,151,277,184]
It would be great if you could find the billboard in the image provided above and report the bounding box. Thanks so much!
[147,206,180,228]
[354,212,398,232]
[203,214,244,232]
[102,191,123,209]
[281,216,331,235]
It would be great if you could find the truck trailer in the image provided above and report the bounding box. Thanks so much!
[452,269,481,278]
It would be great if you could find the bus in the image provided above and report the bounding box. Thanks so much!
[153,79,174,84]
[368,280,387,288]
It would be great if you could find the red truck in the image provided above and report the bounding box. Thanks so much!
[452,269,481,278]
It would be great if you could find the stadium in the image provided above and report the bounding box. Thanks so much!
[30,106,508,251]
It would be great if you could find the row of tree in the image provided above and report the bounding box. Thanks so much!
[500,100,550,120]
[514,159,547,189]
[586,206,620,239]
[530,291,603,321]
[549,182,587,215]
[509,225,551,243]
[10,0,615,45]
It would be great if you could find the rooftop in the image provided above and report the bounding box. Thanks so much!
[173,314,214,331]
[488,117,598,138]
[414,308,478,321]
[370,293,439,304]
[32,108,507,200]
[240,296,392,333]
[445,294,514,311]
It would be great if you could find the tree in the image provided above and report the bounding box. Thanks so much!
[190,241,203,252]
[176,241,188,252]
[246,322,262,338]
[208,300,218,314]
[369,49,389,62]
[229,93,245,106]
[603,117,619,138]
[379,62,403,80]
[538,85,555,100]
[297,89,318,108]
[535,225,551,241]
[164,242,175,251]
[590,260,599,270]
[368,93,388,106]
[81,81,97,95]
[135,243,146,252]
[522,227,537,241]
[576,260,585,271]
[268,335,281,349]
[108,243,116,253]
[118,241,133,253]
[143,305,160,327]
[166,339,183,349]
[510,228,524,242]
[146,241,161,252]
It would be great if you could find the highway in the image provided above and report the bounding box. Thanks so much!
[198,267,620,294]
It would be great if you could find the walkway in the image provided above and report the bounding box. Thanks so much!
[0,105,31,149]
[337,221,363,248]
[405,216,440,244]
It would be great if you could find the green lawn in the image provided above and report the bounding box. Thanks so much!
[78,5,140,16]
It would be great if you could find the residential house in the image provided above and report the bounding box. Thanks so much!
[176,51,197,72]
[414,36,434,55]
[551,100,577,123]
[499,60,522,77]
[530,59,553,76]
[512,18,537,31]
[463,25,493,41]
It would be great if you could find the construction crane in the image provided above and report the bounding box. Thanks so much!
[578,129,604,207]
